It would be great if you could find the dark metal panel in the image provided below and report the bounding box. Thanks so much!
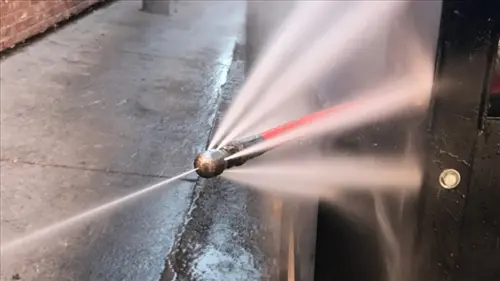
[455,120,500,280]
[417,1,500,280]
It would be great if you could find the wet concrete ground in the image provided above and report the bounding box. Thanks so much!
[0,1,245,280]
[164,50,280,281]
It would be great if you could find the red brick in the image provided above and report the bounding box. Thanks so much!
[1,11,17,28]
[44,11,67,28]
[0,2,13,17]
[18,1,31,10]
[14,13,41,33]
[1,1,26,15]
[45,2,67,18]
[17,19,44,41]
[16,13,53,43]
[1,0,104,51]
[0,33,17,50]
[70,1,91,15]
[1,4,36,28]
[0,25,13,38]
[32,1,58,15]
[2,1,30,17]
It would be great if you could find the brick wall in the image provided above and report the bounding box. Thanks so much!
[0,0,103,51]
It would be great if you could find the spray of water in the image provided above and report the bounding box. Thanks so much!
[208,1,440,279]
[227,23,435,160]
[374,195,403,281]
[226,75,431,161]
[0,169,196,255]
[208,1,338,149]
[216,1,408,149]
[223,155,422,199]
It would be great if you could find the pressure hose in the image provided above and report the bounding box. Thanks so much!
[194,102,353,178]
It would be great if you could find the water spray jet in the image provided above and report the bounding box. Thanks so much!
[194,102,354,178]
[195,74,429,179]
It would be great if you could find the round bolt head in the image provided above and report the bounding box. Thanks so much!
[439,169,461,189]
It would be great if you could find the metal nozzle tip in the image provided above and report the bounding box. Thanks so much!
[194,149,227,178]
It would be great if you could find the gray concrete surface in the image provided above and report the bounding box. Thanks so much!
[0,1,244,280]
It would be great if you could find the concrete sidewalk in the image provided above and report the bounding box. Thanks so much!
[0,1,244,280]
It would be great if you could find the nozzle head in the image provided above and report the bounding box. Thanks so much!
[194,149,228,178]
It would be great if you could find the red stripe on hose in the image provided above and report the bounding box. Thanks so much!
[260,101,355,140]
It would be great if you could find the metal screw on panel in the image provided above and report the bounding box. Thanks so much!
[439,169,461,189]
